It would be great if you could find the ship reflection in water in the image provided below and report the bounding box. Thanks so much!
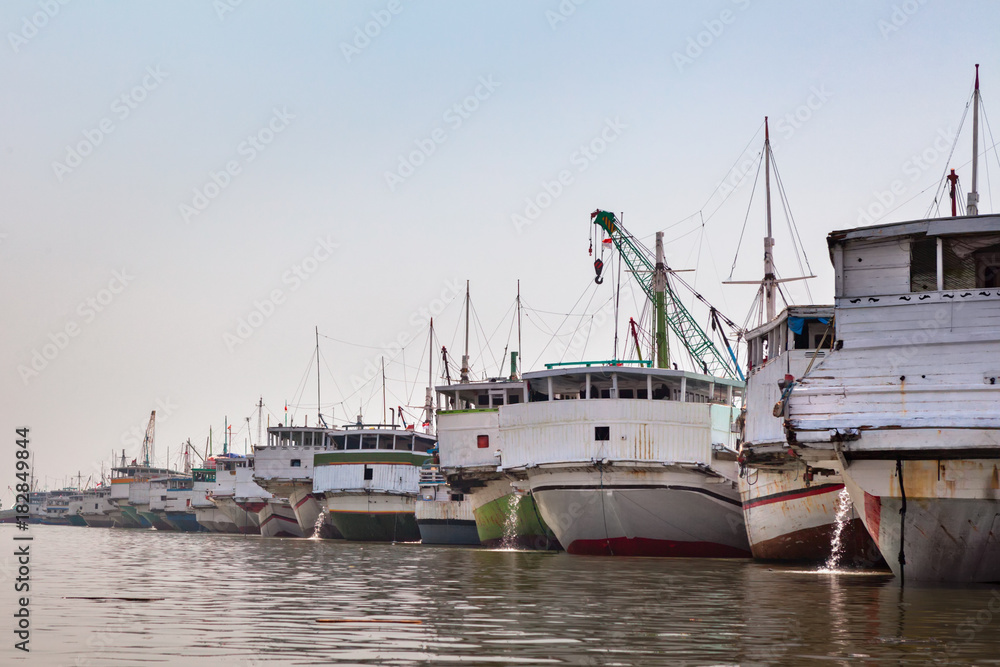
[15,525,1000,666]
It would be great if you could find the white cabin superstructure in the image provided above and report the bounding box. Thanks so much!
[311,425,436,542]
[494,364,750,557]
[786,215,1000,582]
[209,454,269,535]
[435,378,560,549]
[255,426,340,538]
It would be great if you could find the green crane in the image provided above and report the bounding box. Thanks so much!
[590,210,743,380]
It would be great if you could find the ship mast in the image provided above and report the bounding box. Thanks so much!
[967,64,981,216]
[315,326,323,425]
[424,318,434,431]
[653,231,669,369]
[763,116,777,321]
[460,281,470,383]
[516,280,522,379]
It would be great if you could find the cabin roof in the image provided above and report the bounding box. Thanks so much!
[523,365,744,388]
[745,305,834,340]
[434,379,527,394]
[828,214,1000,244]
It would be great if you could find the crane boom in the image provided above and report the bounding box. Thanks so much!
[591,210,743,380]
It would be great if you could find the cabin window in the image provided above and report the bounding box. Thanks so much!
[910,236,938,292]
[595,426,610,441]
[477,394,489,406]
[290,459,301,467]
[361,434,378,450]
[637,389,648,399]
[619,389,634,399]
[450,493,464,502]
[477,434,490,449]
[940,236,1000,290]
[363,466,374,481]
[507,393,520,405]
[600,389,611,399]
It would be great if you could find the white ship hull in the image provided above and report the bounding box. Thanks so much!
[289,486,339,538]
[529,467,750,557]
[193,505,238,533]
[738,467,880,565]
[212,496,261,534]
[416,485,480,546]
[259,499,304,538]
[841,458,1000,583]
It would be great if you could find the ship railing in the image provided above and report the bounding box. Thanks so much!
[419,463,447,485]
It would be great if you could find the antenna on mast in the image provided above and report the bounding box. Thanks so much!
[967,64,981,216]
[460,281,470,383]
[315,326,324,426]
[516,280,522,379]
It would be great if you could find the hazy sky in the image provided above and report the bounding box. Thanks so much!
[4,0,999,499]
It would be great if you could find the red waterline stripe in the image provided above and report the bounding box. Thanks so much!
[743,483,844,510]
[260,513,298,526]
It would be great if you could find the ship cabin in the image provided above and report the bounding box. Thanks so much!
[435,379,529,411]
[521,361,743,406]
[745,306,834,377]
[829,214,1000,344]
[213,453,254,475]
[742,305,835,458]
[434,379,528,472]
[333,426,437,453]
[191,468,216,484]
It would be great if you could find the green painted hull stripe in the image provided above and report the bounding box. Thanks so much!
[473,493,557,543]
[314,451,431,466]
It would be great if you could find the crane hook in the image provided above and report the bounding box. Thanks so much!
[594,258,604,285]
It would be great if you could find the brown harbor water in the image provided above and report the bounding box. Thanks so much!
[3,525,1000,666]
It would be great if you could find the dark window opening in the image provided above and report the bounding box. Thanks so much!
[600,389,611,399]
[290,459,301,467]
[450,493,464,502]
[910,235,937,292]
[637,389,648,399]
[363,466,373,481]
[477,434,490,449]
[507,393,520,404]
[618,389,634,399]
[595,426,610,441]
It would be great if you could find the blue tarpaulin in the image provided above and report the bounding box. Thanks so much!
[787,316,829,335]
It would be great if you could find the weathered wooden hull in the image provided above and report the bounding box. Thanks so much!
[213,496,261,534]
[259,498,304,538]
[530,468,750,558]
[416,487,480,545]
[739,467,882,565]
[843,458,1000,583]
[470,477,559,550]
[164,511,206,532]
[193,505,238,533]
[140,510,175,531]
[81,512,116,528]
[288,487,339,538]
[324,493,419,542]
